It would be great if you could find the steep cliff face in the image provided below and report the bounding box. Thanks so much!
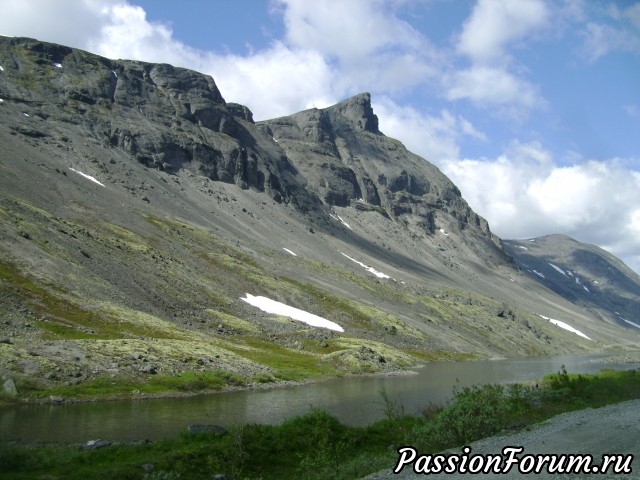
[1,37,497,247]
[0,36,320,211]
[259,93,500,250]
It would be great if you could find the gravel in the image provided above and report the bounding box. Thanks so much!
[365,399,640,479]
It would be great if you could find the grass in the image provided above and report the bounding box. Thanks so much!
[2,367,639,479]
[25,371,248,400]
[223,336,339,381]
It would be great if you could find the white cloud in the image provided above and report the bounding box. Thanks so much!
[375,97,486,162]
[88,3,198,66]
[0,0,111,48]
[278,0,430,60]
[208,43,336,119]
[441,144,640,273]
[457,0,549,64]
[579,22,640,62]
[275,0,440,96]
[445,66,544,113]
[447,0,549,116]
[578,2,640,62]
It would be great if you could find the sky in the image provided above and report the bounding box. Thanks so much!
[1,0,639,274]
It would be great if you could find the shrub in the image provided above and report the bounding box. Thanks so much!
[413,384,512,451]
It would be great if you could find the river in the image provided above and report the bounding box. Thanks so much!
[1,353,638,442]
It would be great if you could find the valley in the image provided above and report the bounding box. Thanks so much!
[0,36,639,404]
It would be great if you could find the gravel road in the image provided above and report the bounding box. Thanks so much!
[365,399,640,479]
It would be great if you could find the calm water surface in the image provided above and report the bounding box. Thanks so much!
[2,353,638,442]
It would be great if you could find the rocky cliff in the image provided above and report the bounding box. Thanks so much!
[259,93,497,242]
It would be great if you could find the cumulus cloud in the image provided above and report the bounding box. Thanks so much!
[204,44,337,119]
[0,0,110,48]
[375,97,486,163]
[456,0,549,64]
[275,0,441,95]
[440,144,640,273]
[446,0,549,116]
[87,3,200,66]
[445,66,543,113]
[279,0,427,59]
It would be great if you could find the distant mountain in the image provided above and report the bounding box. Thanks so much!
[1,36,638,398]
[504,235,640,329]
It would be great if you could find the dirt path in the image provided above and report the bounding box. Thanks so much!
[365,399,640,479]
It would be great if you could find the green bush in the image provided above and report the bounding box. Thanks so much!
[413,384,512,451]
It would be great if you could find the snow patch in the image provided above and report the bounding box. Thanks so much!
[539,315,592,340]
[621,318,640,329]
[517,245,529,250]
[53,62,62,68]
[69,168,105,187]
[240,294,343,332]
[272,137,279,143]
[340,252,391,279]
[330,213,352,230]
[112,70,118,78]
[548,263,567,276]
[583,285,590,293]
[439,228,449,236]
[282,248,297,257]
[532,270,545,278]
[0,99,3,104]
[22,112,29,117]
[0,65,4,71]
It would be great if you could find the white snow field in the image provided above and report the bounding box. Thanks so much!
[240,293,344,332]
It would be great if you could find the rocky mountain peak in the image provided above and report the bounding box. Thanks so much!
[327,92,379,133]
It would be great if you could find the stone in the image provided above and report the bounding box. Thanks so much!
[2,378,18,397]
[139,365,157,374]
[82,439,112,450]
[49,395,64,404]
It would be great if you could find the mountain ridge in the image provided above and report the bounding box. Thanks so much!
[1,36,638,399]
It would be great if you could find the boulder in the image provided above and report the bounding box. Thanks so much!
[2,378,18,397]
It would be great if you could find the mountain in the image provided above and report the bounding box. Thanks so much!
[1,37,638,398]
[504,235,640,329]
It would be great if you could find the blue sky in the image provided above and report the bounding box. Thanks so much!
[2,0,640,273]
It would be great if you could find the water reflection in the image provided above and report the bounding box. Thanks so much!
[1,353,638,442]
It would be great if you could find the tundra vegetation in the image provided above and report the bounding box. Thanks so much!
[1,367,639,479]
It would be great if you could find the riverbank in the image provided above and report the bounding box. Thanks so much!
[2,366,640,479]
[1,364,422,407]
[3,352,640,443]
[7,347,640,406]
